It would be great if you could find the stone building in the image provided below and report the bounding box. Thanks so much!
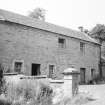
[0,9,100,83]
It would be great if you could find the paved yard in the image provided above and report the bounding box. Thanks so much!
[79,84,105,105]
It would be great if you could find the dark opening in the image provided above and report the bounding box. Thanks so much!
[59,38,65,43]
[91,69,95,79]
[31,63,41,76]
[80,68,86,84]
[58,38,65,48]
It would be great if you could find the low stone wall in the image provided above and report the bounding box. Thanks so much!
[4,73,23,84]
[4,68,80,99]
[49,79,64,90]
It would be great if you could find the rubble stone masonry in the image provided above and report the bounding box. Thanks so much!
[0,21,100,82]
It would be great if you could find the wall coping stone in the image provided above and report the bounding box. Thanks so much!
[3,72,18,76]
[20,75,47,79]
[63,68,80,75]
[50,79,64,83]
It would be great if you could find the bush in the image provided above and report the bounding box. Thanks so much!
[0,63,5,94]
[91,74,105,84]
[4,79,53,105]
[0,94,11,105]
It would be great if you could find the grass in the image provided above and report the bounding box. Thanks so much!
[0,79,53,105]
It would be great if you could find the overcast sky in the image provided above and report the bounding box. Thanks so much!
[0,0,105,30]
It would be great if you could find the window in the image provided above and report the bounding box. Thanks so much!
[49,65,55,78]
[80,42,85,54]
[14,62,22,73]
[31,63,41,76]
[13,60,24,73]
[58,38,66,48]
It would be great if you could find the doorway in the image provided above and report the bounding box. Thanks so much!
[31,63,41,76]
[91,69,95,79]
[80,68,86,84]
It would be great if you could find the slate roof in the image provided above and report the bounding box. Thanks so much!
[0,9,99,44]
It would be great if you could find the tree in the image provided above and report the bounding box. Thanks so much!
[90,24,105,44]
[28,8,46,21]
[90,24,105,78]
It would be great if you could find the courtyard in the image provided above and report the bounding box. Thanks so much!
[79,84,105,105]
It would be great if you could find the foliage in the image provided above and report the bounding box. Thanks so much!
[91,74,105,84]
[0,94,11,105]
[90,24,105,78]
[90,24,105,43]
[2,79,53,105]
[0,63,4,94]
[29,8,46,21]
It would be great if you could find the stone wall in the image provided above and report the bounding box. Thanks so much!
[4,67,80,103]
[0,21,100,82]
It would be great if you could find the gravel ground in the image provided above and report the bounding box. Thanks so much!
[79,84,105,105]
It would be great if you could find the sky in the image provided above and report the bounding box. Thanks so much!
[0,0,105,30]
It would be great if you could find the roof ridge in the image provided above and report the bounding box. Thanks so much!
[83,32,99,44]
[0,9,99,44]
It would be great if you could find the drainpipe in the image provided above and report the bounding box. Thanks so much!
[99,39,102,78]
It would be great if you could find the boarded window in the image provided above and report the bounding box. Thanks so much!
[58,38,66,48]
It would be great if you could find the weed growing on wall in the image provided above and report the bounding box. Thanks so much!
[1,79,53,105]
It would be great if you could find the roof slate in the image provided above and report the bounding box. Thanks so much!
[0,9,99,44]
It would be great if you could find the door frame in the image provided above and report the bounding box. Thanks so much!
[80,68,86,84]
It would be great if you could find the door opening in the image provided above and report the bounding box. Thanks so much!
[31,63,41,76]
[80,68,86,84]
[91,69,95,79]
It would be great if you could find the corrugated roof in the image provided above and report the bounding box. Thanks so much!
[0,9,99,44]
